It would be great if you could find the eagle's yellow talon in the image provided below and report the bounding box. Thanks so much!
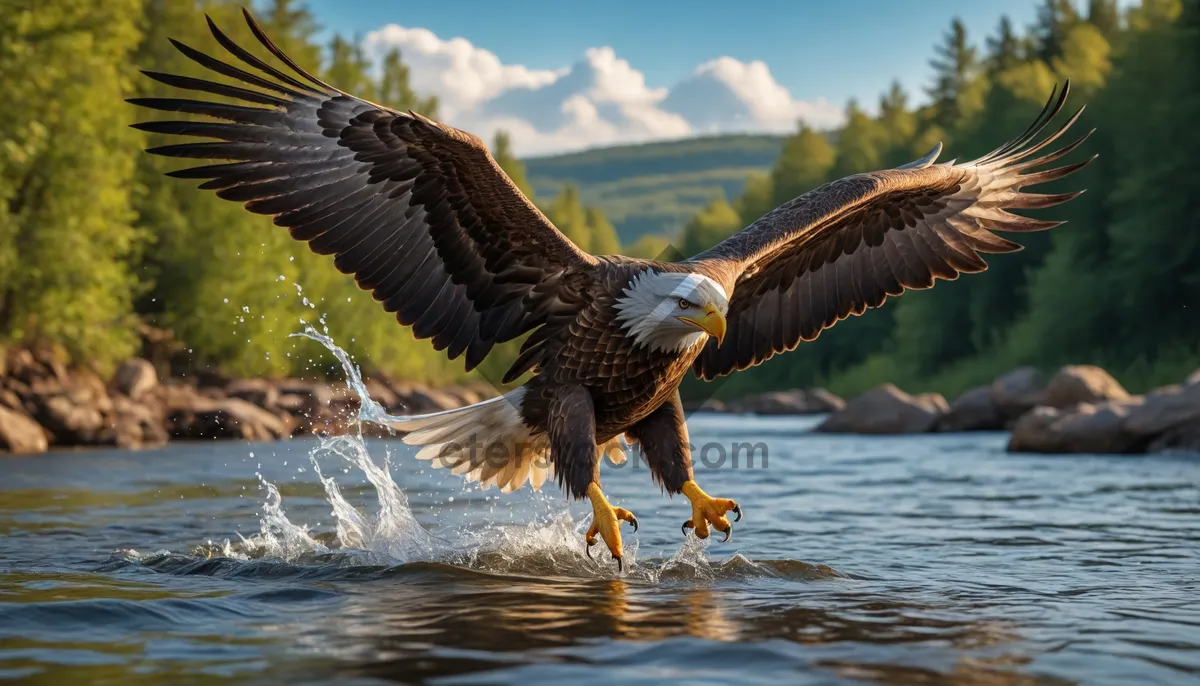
[681,480,739,543]
[586,483,636,568]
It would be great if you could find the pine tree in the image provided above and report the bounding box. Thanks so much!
[377,48,438,115]
[1033,0,1082,62]
[830,100,884,179]
[325,34,375,100]
[586,207,620,254]
[876,81,917,167]
[679,197,741,257]
[986,17,1022,74]
[927,18,981,132]
[1087,0,1122,38]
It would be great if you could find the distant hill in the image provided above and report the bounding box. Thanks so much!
[525,134,785,244]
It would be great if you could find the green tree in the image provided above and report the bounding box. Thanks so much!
[0,0,145,370]
[1033,0,1083,62]
[586,207,621,254]
[985,16,1023,75]
[377,48,438,115]
[679,197,741,257]
[876,82,918,167]
[325,34,375,99]
[735,172,775,226]
[770,124,835,206]
[927,18,983,132]
[830,100,885,179]
[1087,0,1122,38]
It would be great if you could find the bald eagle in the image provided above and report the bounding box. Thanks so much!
[133,10,1092,568]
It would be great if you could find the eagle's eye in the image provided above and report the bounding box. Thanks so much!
[678,298,693,310]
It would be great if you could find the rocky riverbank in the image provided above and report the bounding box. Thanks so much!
[2,341,1196,457]
[814,365,1200,454]
[0,346,498,455]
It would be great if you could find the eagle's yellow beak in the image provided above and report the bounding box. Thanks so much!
[678,303,727,345]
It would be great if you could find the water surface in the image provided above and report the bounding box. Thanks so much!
[2,412,1198,685]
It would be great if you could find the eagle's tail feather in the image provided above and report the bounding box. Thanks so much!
[389,387,553,493]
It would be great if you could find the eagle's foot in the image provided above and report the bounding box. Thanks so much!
[585,483,637,570]
[681,480,741,542]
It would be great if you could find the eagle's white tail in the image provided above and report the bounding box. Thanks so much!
[389,387,553,493]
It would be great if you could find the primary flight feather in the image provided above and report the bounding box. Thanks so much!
[132,9,1093,568]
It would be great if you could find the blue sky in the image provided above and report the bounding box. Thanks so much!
[289,0,1072,154]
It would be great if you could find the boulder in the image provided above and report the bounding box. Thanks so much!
[682,397,726,413]
[990,366,1047,421]
[103,394,169,450]
[225,378,279,410]
[1007,399,1145,454]
[815,384,946,434]
[939,385,1005,432]
[1122,383,1200,438]
[168,396,289,441]
[111,358,158,400]
[727,389,846,415]
[0,405,49,454]
[1044,365,1130,408]
[402,386,463,414]
[1148,424,1200,454]
[275,380,333,417]
[28,370,113,445]
[1186,369,1200,386]
[362,378,400,411]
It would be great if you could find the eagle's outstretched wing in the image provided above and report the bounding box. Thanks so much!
[691,83,1093,380]
[132,10,597,372]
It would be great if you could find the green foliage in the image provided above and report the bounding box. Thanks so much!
[0,0,146,372]
[679,197,742,256]
[771,124,835,206]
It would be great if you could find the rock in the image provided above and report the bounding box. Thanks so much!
[111,358,158,400]
[990,366,1047,421]
[682,397,726,413]
[226,378,279,409]
[939,385,1005,432]
[103,394,168,450]
[727,389,846,415]
[402,386,463,414]
[0,405,49,454]
[1148,424,1200,454]
[815,384,946,434]
[276,380,333,417]
[28,370,113,445]
[1044,365,1130,408]
[1186,369,1200,386]
[169,396,289,441]
[363,378,400,410]
[1007,399,1145,454]
[1123,383,1200,438]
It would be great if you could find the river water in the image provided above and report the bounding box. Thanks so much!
[2,357,1198,684]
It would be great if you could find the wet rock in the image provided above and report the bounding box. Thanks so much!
[682,397,726,413]
[168,396,289,441]
[111,358,158,401]
[1007,399,1145,454]
[990,366,1047,421]
[29,370,113,445]
[815,384,946,434]
[103,394,168,450]
[0,405,49,454]
[362,378,401,411]
[403,386,464,414]
[727,389,846,415]
[939,385,1005,432]
[1147,424,1200,454]
[1044,365,1130,408]
[225,378,279,410]
[1122,383,1200,438]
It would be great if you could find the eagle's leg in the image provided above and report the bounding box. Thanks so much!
[585,483,638,568]
[549,385,636,569]
[626,392,743,542]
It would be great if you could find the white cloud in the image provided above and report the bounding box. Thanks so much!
[361,25,843,156]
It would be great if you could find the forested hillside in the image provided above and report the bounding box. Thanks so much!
[525,134,784,243]
[676,0,1200,400]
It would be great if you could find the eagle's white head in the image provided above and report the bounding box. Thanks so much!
[614,270,729,353]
